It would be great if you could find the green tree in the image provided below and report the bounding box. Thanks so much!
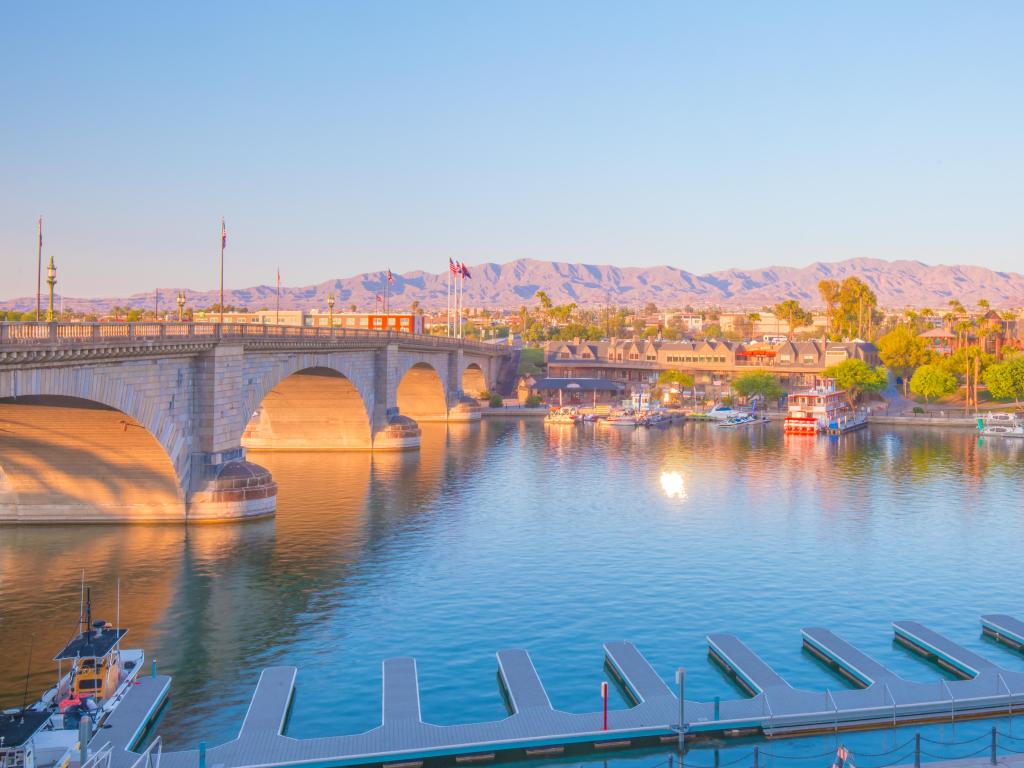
[534,290,553,312]
[877,325,933,395]
[909,364,958,402]
[831,277,878,340]
[822,358,887,404]
[983,358,1024,405]
[732,372,785,403]
[941,346,993,409]
[818,279,841,339]
[773,299,812,339]
[656,369,695,406]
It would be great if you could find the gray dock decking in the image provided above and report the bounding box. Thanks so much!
[98,615,1024,768]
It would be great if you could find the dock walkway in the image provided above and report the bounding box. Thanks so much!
[97,616,1024,768]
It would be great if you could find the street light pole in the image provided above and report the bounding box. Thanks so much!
[328,293,335,333]
[46,256,57,322]
[177,290,186,322]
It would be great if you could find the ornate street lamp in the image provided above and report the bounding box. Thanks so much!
[46,255,57,321]
[327,293,335,330]
[177,290,186,321]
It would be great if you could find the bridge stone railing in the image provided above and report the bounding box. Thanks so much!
[0,321,502,355]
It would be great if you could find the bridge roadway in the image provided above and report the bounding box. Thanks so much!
[95,615,1024,768]
[0,322,511,523]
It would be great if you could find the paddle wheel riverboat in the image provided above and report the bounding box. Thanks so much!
[783,379,860,435]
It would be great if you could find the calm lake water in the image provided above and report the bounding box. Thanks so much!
[1,419,1023,768]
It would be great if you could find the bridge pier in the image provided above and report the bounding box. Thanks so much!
[190,344,278,521]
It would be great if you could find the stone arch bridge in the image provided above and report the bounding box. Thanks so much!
[0,322,511,524]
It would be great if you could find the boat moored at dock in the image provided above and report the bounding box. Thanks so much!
[784,378,866,435]
[0,587,161,768]
[978,412,1024,438]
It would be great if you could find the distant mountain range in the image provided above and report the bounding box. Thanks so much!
[3,258,1024,314]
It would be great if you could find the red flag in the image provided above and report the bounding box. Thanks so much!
[221,218,227,249]
[461,263,472,280]
[387,268,395,284]
[375,294,384,303]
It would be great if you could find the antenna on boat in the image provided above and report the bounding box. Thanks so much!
[79,570,85,629]
[20,635,34,712]
[85,587,92,637]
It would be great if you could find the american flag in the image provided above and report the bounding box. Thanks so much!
[449,258,459,275]
[387,268,394,284]
[221,218,227,249]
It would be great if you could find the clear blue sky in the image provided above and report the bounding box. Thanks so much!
[1,1,1021,298]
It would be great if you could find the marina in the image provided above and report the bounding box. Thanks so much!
[82,615,1024,768]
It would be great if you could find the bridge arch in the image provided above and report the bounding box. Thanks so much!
[242,366,374,451]
[0,394,187,522]
[461,362,488,398]
[397,362,449,423]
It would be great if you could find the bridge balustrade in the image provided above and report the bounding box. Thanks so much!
[0,321,499,352]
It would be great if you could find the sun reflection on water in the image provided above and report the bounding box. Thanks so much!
[659,470,686,500]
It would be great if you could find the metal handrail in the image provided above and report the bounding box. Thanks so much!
[81,742,114,768]
[128,736,162,768]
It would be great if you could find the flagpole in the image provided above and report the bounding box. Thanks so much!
[219,218,225,325]
[458,266,464,338]
[385,271,390,315]
[447,265,451,337]
[36,217,43,321]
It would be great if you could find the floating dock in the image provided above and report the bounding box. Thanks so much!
[92,615,1024,768]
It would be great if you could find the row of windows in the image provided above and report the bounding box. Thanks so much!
[666,355,728,364]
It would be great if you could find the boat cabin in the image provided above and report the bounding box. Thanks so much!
[0,709,49,768]
[54,621,126,706]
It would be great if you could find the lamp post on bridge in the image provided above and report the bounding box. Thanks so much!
[177,291,186,321]
[46,256,57,321]
[328,293,335,332]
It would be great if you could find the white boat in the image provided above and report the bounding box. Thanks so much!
[979,412,1024,438]
[602,408,638,427]
[1,588,147,768]
[704,404,744,421]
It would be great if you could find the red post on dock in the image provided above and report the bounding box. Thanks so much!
[601,681,608,730]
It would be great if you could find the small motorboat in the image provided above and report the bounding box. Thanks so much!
[545,406,582,425]
[715,413,764,428]
[979,412,1024,438]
